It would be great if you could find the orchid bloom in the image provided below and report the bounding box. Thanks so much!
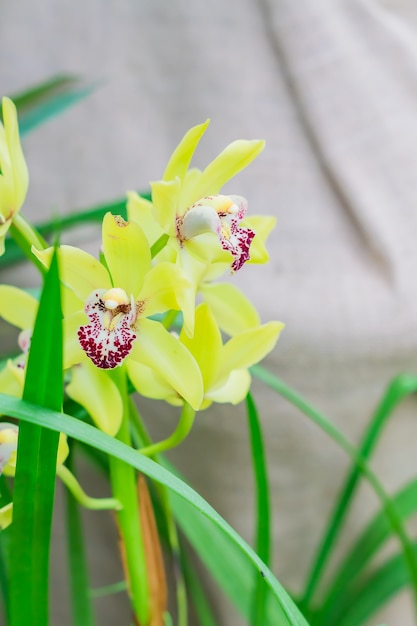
[127,120,275,335]
[128,303,284,410]
[0,421,68,529]
[33,213,204,434]
[0,98,29,255]
[128,120,271,269]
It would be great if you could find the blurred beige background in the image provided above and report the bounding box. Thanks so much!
[2,0,417,624]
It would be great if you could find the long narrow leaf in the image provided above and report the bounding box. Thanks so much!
[0,394,310,626]
[9,249,63,626]
[318,476,417,623]
[250,365,417,618]
[246,392,271,625]
[65,449,95,626]
[5,74,95,136]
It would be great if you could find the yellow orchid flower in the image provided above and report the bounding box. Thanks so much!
[128,120,267,272]
[33,213,204,434]
[0,98,29,255]
[128,303,284,410]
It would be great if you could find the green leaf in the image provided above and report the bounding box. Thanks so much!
[299,374,417,612]
[327,543,417,626]
[5,74,95,136]
[0,394,309,626]
[250,365,417,617]
[317,477,417,624]
[246,392,272,625]
[65,448,95,626]
[9,248,63,626]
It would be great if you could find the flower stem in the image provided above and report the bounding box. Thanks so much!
[139,402,195,457]
[109,367,150,625]
[129,398,188,626]
[57,465,121,511]
[10,213,48,273]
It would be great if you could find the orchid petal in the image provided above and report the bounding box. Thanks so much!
[139,262,191,318]
[163,119,210,182]
[78,289,137,370]
[33,245,111,301]
[207,369,251,405]
[199,282,260,336]
[130,317,203,410]
[102,212,151,296]
[126,360,181,405]
[2,97,29,209]
[0,285,38,329]
[179,304,222,391]
[66,361,123,436]
[243,215,276,264]
[0,360,23,398]
[183,139,265,206]
[217,321,284,383]
[150,178,181,233]
[0,422,18,475]
[126,191,165,245]
[63,311,87,368]
[0,502,13,529]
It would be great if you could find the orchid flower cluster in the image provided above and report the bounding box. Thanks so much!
[0,96,283,620]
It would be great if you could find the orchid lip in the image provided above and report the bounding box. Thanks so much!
[78,288,138,369]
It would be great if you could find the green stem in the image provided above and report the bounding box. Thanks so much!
[57,465,121,511]
[138,402,195,457]
[129,398,188,626]
[9,213,48,274]
[109,368,149,625]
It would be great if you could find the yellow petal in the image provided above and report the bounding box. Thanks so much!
[63,311,88,369]
[162,119,210,182]
[217,321,285,383]
[129,318,203,410]
[0,360,23,398]
[0,285,38,329]
[182,139,265,206]
[199,282,260,336]
[0,502,13,529]
[127,191,165,245]
[179,303,222,391]
[2,97,29,209]
[66,361,123,436]
[127,360,181,405]
[33,245,111,301]
[150,178,181,233]
[139,262,191,318]
[244,215,276,265]
[102,212,151,297]
[207,369,251,405]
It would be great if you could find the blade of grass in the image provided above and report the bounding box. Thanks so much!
[316,476,417,624]
[246,392,272,625]
[326,542,417,626]
[0,395,310,626]
[298,373,417,612]
[250,365,417,621]
[5,74,95,136]
[180,546,218,626]
[9,249,62,626]
[65,448,95,626]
